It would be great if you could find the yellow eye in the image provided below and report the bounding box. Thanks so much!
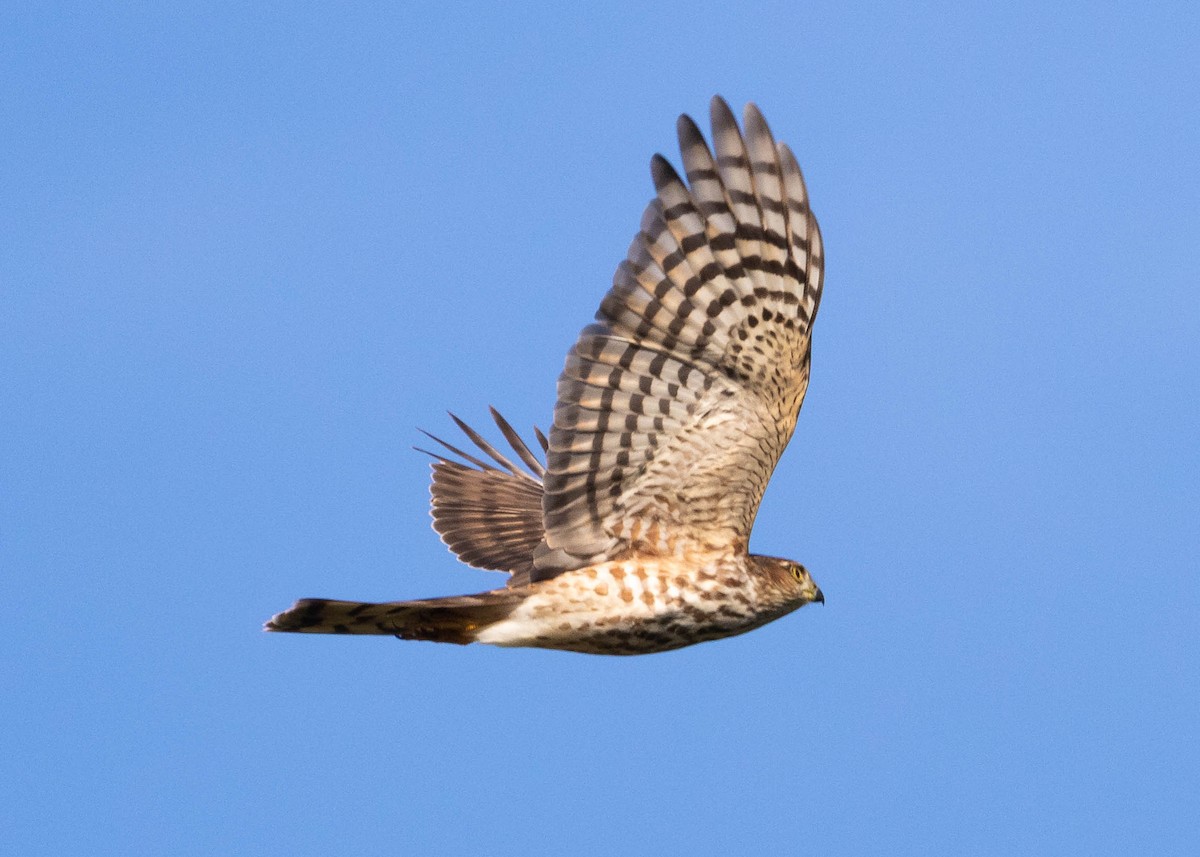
[790,565,805,581]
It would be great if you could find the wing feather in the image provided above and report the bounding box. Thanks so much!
[423,410,547,583]
[536,98,824,577]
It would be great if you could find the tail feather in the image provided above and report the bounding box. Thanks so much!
[265,590,524,644]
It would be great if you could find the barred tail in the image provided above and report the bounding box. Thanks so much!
[264,590,524,645]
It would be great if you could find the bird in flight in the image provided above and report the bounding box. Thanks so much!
[266,96,825,654]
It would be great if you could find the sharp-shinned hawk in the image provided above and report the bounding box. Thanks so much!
[267,96,826,654]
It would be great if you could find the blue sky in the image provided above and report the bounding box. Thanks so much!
[3,2,1197,854]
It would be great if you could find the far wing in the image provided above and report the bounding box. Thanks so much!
[421,409,547,586]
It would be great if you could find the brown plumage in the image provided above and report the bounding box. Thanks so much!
[422,409,546,586]
[266,97,827,654]
[265,591,527,644]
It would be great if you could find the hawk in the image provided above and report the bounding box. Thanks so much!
[266,96,826,655]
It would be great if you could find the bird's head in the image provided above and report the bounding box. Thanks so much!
[752,555,824,611]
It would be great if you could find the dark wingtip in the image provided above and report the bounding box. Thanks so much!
[650,153,683,190]
[710,94,736,125]
[710,93,731,114]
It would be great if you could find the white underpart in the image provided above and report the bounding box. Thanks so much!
[475,558,762,649]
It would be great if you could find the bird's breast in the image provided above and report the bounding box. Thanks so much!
[475,555,777,654]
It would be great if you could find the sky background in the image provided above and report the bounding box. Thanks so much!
[3,2,1198,854]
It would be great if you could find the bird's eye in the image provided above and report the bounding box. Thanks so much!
[790,565,804,581]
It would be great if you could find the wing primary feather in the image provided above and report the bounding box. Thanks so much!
[416,428,497,472]
[489,407,546,478]
[447,412,533,479]
[709,95,770,293]
[420,411,546,484]
[741,103,789,274]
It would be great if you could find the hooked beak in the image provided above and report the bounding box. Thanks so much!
[814,587,825,605]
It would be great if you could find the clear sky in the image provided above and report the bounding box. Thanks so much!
[3,2,1197,854]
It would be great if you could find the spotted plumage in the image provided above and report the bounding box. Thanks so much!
[266,96,826,655]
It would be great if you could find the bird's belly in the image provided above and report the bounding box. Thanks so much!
[474,560,781,655]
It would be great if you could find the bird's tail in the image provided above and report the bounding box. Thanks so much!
[264,589,525,644]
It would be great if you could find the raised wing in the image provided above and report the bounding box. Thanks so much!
[535,97,824,577]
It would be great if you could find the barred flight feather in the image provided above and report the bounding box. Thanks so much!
[537,97,823,578]
[422,409,547,584]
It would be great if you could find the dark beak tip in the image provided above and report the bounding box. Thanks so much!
[815,589,825,605]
